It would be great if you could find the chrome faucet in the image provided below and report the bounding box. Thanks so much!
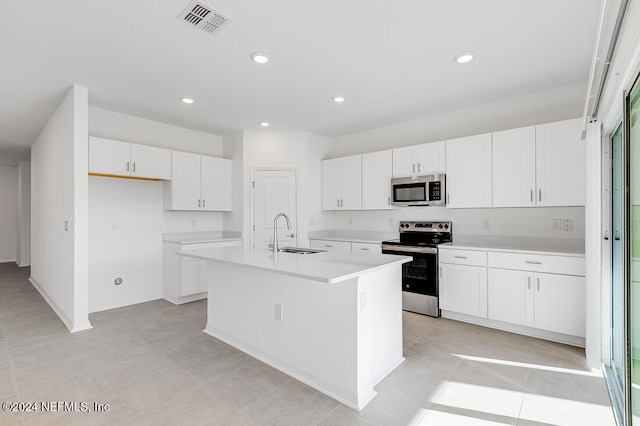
[272,212,292,253]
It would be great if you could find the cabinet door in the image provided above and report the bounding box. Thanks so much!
[341,155,363,210]
[416,141,446,175]
[200,156,232,211]
[492,126,536,207]
[309,239,352,251]
[322,158,342,210]
[488,268,535,327]
[392,146,417,178]
[534,273,585,337]
[535,118,585,206]
[445,134,492,208]
[180,256,207,296]
[439,263,487,317]
[89,137,130,176]
[169,151,201,210]
[130,143,171,180]
[362,150,393,210]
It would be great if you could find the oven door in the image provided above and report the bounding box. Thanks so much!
[381,245,438,296]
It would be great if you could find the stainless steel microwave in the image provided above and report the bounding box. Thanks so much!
[391,174,446,206]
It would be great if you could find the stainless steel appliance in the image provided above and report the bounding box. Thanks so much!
[390,174,446,207]
[381,221,452,317]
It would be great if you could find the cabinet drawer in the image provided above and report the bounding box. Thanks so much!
[351,242,381,253]
[488,252,585,276]
[439,249,487,266]
[181,240,242,251]
[309,239,352,251]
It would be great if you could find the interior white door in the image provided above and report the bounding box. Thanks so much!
[253,170,298,249]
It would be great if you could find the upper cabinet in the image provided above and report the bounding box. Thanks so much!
[322,155,362,211]
[89,136,171,180]
[164,151,232,211]
[445,134,492,208]
[362,150,393,210]
[392,141,445,178]
[492,126,537,207]
[535,118,585,207]
[492,119,585,208]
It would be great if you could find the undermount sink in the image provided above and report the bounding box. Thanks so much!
[277,247,326,254]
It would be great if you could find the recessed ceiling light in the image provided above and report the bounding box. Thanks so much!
[259,121,270,127]
[454,51,475,64]
[332,96,345,103]
[250,52,270,64]
[181,98,195,104]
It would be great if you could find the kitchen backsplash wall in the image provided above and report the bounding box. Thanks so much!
[323,206,585,239]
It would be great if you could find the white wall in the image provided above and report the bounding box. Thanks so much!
[16,161,30,266]
[31,85,90,332]
[237,130,328,248]
[325,83,585,158]
[87,108,225,312]
[0,165,17,262]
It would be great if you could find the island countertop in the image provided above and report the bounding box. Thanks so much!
[178,246,411,284]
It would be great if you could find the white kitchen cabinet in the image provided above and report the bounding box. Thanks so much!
[309,239,352,252]
[164,151,232,211]
[321,155,362,211]
[492,126,537,207]
[89,136,171,180]
[487,251,586,338]
[163,239,242,304]
[439,262,488,318]
[488,268,535,327]
[362,150,393,210]
[535,118,585,206]
[351,242,381,253]
[445,134,492,208]
[392,141,446,178]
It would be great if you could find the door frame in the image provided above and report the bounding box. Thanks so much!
[249,167,299,249]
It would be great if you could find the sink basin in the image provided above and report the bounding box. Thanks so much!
[277,247,326,254]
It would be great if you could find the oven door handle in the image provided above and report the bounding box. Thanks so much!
[381,245,437,255]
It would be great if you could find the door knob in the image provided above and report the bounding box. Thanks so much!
[286,234,295,238]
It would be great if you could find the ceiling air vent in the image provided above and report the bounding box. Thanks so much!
[177,0,231,36]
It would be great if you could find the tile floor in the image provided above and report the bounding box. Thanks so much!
[0,262,615,425]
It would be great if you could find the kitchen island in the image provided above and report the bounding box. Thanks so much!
[178,246,411,410]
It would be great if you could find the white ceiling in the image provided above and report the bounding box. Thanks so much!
[0,0,603,164]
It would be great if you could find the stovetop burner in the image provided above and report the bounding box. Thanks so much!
[382,221,452,247]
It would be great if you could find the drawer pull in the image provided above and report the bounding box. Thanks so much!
[537,277,540,291]
[454,255,467,259]
[527,277,531,290]
[325,245,333,248]
[360,248,370,251]
[525,261,542,265]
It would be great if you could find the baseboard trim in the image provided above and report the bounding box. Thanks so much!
[28,277,93,333]
[89,294,163,313]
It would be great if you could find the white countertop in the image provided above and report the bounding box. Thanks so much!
[163,231,242,244]
[308,230,398,244]
[440,235,585,257]
[178,246,411,284]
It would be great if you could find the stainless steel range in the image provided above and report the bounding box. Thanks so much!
[381,221,452,317]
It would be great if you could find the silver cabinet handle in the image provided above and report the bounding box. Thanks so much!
[337,199,340,207]
[525,261,542,265]
[439,267,442,278]
[413,164,416,173]
[528,277,531,290]
[538,189,542,202]
[198,199,201,208]
[388,196,391,205]
[126,161,130,172]
[537,277,540,291]
[418,163,421,172]
[132,162,136,173]
[340,199,344,207]
[454,255,467,259]
[530,189,533,202]
[361,248,370,251]
[447,194,450,204]
[202,199,206,208]
[325,244,333,248]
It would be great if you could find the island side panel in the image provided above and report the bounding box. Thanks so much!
[203,261,361,408]
[356,263,404,405]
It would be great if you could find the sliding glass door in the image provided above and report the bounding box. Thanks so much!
[630,73,640,424]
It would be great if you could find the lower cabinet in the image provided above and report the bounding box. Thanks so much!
[309,239,382,253]
[163,239,242,304]
[439,263,488,318]
[439,247,586,342]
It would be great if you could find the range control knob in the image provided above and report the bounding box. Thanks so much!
[444,224,449,229]
[438,224,443,229]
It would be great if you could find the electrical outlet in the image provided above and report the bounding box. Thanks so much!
[275,304,284,321]
[310,218,315,227]
[482,219,490,229]
[388,218,394,227]
[563,219,573,232]
[191,219,197,227]
[112,221,119,230]
[348,218,353,226]
[552,219,562,231]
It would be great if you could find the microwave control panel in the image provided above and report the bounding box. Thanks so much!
[429,181,441,201]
